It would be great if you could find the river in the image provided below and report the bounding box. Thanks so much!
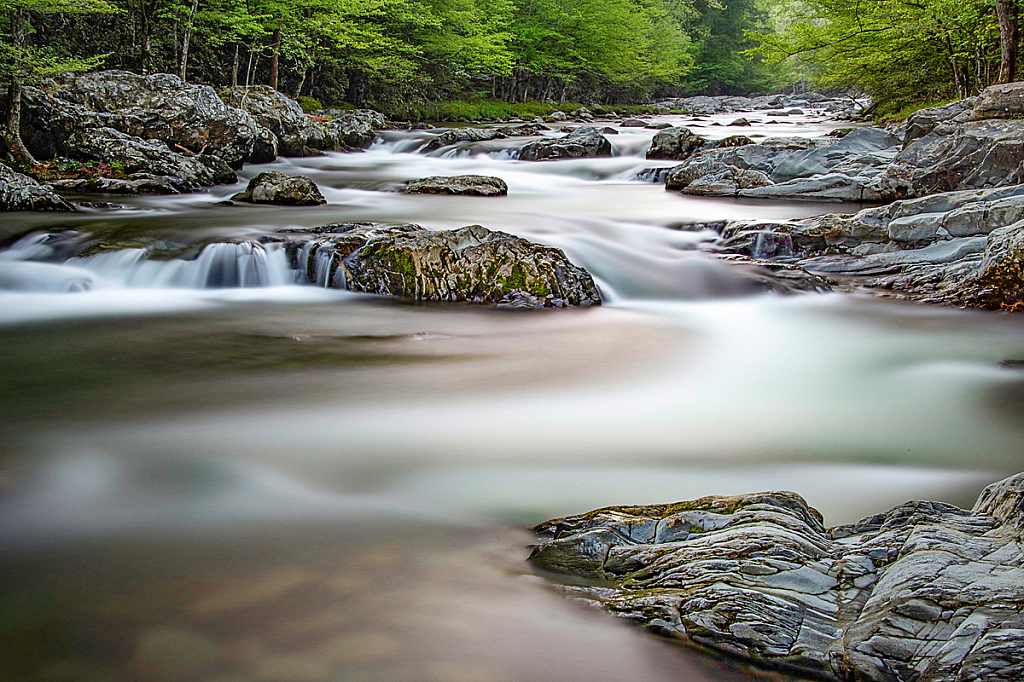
[2,109,1023,682]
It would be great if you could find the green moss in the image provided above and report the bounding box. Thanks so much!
[297,96,324,113]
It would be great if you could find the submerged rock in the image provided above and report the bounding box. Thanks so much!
[417,124,545,153]
[518,127,612,161]
[0,164,75,211]
[402,175,507,196]
[530,471,1024,682]
[232,171,326,205]
[286,223,600,307]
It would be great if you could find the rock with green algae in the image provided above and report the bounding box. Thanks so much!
[285,223,601,308]
[530,472,1024,682]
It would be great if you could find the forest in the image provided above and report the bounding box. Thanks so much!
[1,0,1023,121]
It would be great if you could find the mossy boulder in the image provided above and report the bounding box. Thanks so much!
[286,223,600,308]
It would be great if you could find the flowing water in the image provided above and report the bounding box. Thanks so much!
[3,109,1024,682]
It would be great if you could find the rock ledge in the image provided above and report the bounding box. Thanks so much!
[530,472,1024,682]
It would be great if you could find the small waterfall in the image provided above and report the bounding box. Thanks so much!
[0,233,298,292]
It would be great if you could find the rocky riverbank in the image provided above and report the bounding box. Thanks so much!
[2,71,384,198]
[529,471,1024,682]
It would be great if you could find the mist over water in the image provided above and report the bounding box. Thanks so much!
[2,109,1023,682]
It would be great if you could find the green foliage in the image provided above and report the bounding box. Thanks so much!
[748,0,1001,110]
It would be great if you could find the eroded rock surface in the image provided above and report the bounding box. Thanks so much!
[285,223,600,307]
[530,472,1024,682]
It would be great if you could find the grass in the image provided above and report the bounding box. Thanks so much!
[875,98,956,124]
[369,99,663,122]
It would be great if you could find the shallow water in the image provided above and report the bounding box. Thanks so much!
[2,109,1022,682]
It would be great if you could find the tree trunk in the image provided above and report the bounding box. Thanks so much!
[2,10,36,167]
[139,0,151,74]
[232,43,240,87]
[293,66,307,98]
[269,25,282,90]
[178,0,199,82]
[996,0,1019,83]
[345,69,365,105]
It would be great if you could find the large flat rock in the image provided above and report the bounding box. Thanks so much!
[530,472,1024,682]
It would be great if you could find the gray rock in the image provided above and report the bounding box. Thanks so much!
[65,127,236,192]
[973,82,1024,120]
[729,118,751,126]
[739,173,884,201]
[530,472,1024,682]
[0,163,75,211]
[885,119,1024,197]
[620,118,647,127]
[646,127,706,160]
[770,127,900,183]
[904,99,977,145]
[24,71,261,168]
[220,85,319,157]
[232,171,326,205]
[316,109,384,150]
[285,223,600,307]
[402,175,507,196]
[518,127,612,161]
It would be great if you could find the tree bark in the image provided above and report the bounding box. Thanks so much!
[269,25,282,90]
[3,9,36,167]
[996,0,1019,84]
[293,66,307,98]
[178,0,199,82]
[232,43,240,87]
[139,0,151,74]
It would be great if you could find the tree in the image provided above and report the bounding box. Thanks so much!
[1,0,114,165]
[995,0,1018,83]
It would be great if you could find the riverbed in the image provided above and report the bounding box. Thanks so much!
[2,109,1023,682]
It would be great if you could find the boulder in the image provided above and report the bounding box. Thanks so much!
[884,119,1024,197]
[518,127,612,161]
[232,171,326,205]
[65,127,236,192]
[285,223,601,307]
[646,127,706,160]
[530,471,1024,682]
[620,118,647,127]
[401,175,507,196]
[729,117,751,126]
[0,164,75,211]
[24,71,261,168]
[973,82,1024,120]
[220,85,321,156]
[904,99,976,145]
[316,109,384,150]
